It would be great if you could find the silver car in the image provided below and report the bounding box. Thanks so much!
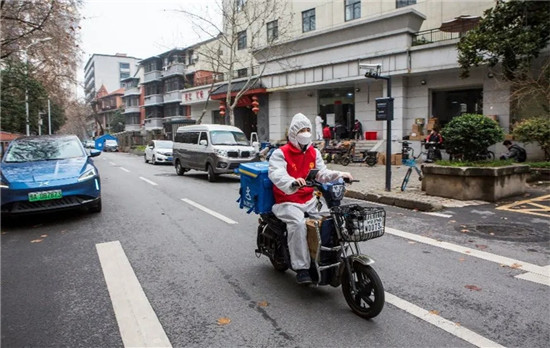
[144,140,173,165]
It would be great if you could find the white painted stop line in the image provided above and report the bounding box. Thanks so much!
[96,241,171,348]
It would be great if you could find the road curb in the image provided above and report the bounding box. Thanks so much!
[346,189,443,212]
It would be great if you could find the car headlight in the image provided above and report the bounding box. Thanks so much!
[78,164,97,182]
[0,176,8,189]
[214,148,228,157]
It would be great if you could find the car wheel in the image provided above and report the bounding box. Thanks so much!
[175,160,185,176]
[207,164,217,182]
[152,155,157,165]
[144,154,148,163]
[89,198,102,213]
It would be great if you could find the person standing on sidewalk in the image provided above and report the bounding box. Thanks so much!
[315,114,323,141]
[352,119,363,140]
[322,124,332,148]
[268,113,353,284]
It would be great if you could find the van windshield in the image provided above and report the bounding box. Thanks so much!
[210,130,249,146]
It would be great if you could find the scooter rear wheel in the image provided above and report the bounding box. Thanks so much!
[340,156,351,166]
[342,263,384,319]
[365,157,377,167]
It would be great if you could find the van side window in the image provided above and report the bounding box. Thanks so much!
[199,132,208,144]
[174,132,184,143]
[183,131,200,144]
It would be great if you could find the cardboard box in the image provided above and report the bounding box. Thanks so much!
[377,153,386,165]
[412,124,424,136]
[306,219,321,259]
[390,153,403,165]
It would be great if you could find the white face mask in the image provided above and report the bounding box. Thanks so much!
[296,132,312,145]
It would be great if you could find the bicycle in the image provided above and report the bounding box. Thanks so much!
[400,141,424,191]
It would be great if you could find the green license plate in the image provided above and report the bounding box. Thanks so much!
[28,190,63,202]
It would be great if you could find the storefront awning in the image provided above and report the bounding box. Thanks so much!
[210,80,266,100]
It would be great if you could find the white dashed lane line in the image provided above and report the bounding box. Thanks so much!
[139,177,158,186]
[119,167,130,173]
[181,198,238,225]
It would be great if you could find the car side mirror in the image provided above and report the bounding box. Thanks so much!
[89,149,101,157]
[199,139,207,146]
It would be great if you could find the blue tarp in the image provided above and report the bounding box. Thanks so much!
[94,134,117,150]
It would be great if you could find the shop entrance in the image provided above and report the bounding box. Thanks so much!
[432,88,483,129]
[319,88,355,139]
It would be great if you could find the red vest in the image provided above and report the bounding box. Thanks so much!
[273,144,317,204]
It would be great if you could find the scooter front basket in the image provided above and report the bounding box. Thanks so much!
[332,204,386,242]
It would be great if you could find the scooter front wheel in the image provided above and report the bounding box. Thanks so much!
[340,156,351,166]
[365,156,377,167]
[342,263,384,319]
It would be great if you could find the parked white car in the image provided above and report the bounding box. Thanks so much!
[144,140,173,165]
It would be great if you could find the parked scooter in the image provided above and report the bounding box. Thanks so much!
[255,169,386,319]
[340,143,377,167]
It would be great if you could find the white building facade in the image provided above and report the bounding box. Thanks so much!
[83,53,141,104]
[251,0,510,146]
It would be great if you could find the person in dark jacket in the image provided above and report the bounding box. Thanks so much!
[500,140,526,162]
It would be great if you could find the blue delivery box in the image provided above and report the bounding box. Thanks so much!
[237,162,274,214]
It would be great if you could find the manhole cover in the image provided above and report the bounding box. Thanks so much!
[456,223,549,243]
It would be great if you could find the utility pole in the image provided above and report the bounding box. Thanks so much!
[360,63,393,192]
[24,37,52,136]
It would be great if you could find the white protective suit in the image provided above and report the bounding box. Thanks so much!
[268,113,346,271]
[315,115,323,141]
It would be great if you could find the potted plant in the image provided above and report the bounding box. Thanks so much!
[421,114,530,201]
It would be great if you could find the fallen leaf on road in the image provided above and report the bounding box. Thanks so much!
[217,317,231,326]
[257,301,269,307]
[455,322,461,326]
[465,285,482,291]
[475,244,488,250]
[429,310,440,315]
[510,263,523,269]
[458,258,466,262]
[449,220,456,223]
[408,241,416,245]
[30,239,43,243]
[40,234,48,238]
[460,229,469,233]
[465,251,471,254]
[489,232,495,236]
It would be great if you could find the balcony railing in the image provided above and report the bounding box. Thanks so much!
[144,70,162,83]
[163,90,183,103]
[123,106,140,114]
[144,94,163,106]
[163,63,186,77]
[124,87,141,96]
[412,29,461,46]
[124,123,141,132]
[144,117,164,130]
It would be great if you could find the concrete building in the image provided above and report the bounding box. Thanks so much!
[83,53,141,104]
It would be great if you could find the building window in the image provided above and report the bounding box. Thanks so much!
[396,0,416,8]
[267,20,279,41]
[237,31,247,50]
[345,0,361,21]
[119,62,130,70]
[235,0,246,11]
[302,9,315,33]
[120,72,130,80]
[237,68,248,78]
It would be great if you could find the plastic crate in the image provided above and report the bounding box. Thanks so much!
[237,162,274,214]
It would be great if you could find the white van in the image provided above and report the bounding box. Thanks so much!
[173,124,259,182]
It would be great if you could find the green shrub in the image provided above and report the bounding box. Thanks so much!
[512,116,550,161]
[441,114,504,162]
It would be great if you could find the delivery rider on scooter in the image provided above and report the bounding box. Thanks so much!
[268,113,353,284]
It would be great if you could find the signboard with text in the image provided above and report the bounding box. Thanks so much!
[375,97,394,121]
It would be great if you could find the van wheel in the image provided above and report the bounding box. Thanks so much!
[207,164,217,182]
[175,160,185,176]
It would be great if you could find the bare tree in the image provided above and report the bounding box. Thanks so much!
[59,99,92,139]
[1,0,83,116]
[179,0,293,126]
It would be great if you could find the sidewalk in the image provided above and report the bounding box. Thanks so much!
[326,162,498,211]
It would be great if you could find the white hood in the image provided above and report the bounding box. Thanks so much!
[288,113,312,151]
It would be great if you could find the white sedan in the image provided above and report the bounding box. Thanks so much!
[144,140,173,165]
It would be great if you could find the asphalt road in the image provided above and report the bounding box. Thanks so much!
[2,151,549,347]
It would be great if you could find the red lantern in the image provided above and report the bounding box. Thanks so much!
[219,101,226,117]
[251,95,259,114]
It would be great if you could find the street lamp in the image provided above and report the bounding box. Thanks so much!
[25,37,52,136]
[360,63,393,192]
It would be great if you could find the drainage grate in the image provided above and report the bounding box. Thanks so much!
[456,223,549,243]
